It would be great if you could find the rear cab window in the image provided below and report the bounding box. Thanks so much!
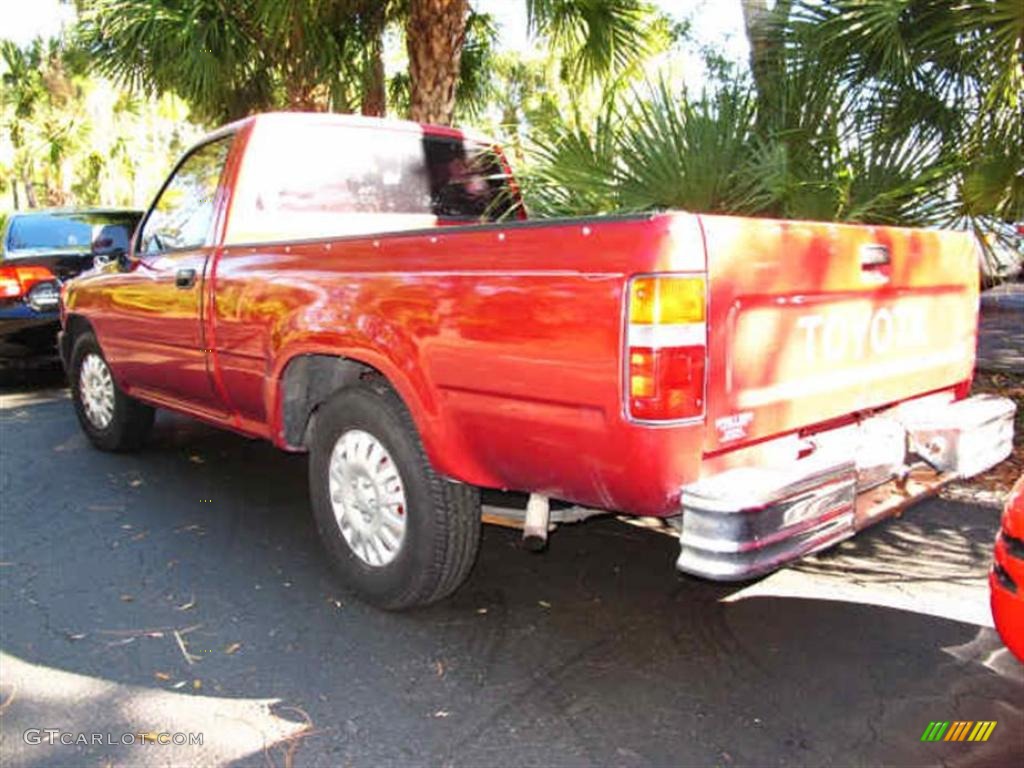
[423,136,514,222]
[225,120,518,245]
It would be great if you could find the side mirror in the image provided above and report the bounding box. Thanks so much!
[91,236,126,267]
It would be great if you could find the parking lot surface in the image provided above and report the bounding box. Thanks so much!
[1,368,1021,767]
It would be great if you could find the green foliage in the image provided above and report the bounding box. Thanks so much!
[521,70,961,226]
[2,38,89,207]
[4,0,674,209]
[526,0,666,84]
[71,151,106,206]
[520,0,1022,242]
[74,1,667,126]
[75,0,368,124]
[521,83,758,216]
[454,11,500,122]
[1,35,201,211]
[785,0,1023,224]
[7,0,1018,251]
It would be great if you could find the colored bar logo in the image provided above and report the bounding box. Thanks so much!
[921,721,997,742]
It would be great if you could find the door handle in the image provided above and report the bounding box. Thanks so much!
[175,268,197,289]
[860,243,890,270]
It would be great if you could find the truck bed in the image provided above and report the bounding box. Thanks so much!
[202,211,978,516]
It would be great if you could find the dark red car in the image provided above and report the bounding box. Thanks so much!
[991,473,1024,662]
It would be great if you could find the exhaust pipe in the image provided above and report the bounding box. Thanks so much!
[522,493,550,551]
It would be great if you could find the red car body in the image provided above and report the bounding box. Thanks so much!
[992,474,1024,662]
[60,113,1017,581]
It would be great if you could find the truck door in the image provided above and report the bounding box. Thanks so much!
[99,135,233,417]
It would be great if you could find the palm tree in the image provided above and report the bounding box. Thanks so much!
[76,0,366,124]
[1,39,91,207]
[739,0,793,128]
[405,0,668,124]
[783,0,1023,240]
[358,0,389,116]
[76,0,664,127]
[523,0,1020,245]
[526,0,666,84]
[0,40,44,207]
[406,0,470,124]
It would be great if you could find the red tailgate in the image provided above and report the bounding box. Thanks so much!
[699,215,979,453]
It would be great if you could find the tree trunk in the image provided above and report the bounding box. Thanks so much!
[361,52,386,116]
[361,2,387,117]
[740,0,792,126]
[22,174,38,208]
[406,0,469,125]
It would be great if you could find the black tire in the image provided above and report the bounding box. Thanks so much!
[309,381,481,610]
[69,332,154,452]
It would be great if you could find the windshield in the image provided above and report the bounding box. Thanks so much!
[4,212,140,256]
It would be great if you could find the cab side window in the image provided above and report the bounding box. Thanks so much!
[140,137,232,253]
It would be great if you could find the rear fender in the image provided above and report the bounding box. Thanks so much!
[269,343,494,486]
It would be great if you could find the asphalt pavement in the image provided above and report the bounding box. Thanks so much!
[976,283,1024,373]
[1,366,1022,768]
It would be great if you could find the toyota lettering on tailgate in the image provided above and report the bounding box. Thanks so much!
[796,304,928,364]
[729,293,974,412]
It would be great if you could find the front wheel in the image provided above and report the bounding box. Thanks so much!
[309,382,480,610]
[69,332,154,452]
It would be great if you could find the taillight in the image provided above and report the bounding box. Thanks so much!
[626,274,706,421]
[0,266,56,299]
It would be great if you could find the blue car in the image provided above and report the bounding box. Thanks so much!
[1,208,142,362]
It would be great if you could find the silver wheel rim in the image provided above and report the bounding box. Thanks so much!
[328,429,407,567]
[79,352,116,430]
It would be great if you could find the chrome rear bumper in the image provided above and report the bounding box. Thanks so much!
[677,394,1016,581]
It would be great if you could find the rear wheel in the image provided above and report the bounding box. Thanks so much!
[309,382,480,610]
[69,332,154,452]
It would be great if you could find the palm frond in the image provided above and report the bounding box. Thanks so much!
[526,0,662,84]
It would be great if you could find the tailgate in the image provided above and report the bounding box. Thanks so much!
[699,215,979,452]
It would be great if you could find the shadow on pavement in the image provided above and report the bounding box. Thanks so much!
[0,359,66,393]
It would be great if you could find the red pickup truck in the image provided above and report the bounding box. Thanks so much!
[60,113,1016,609]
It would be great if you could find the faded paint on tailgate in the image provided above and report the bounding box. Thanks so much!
[700,215,979,453]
